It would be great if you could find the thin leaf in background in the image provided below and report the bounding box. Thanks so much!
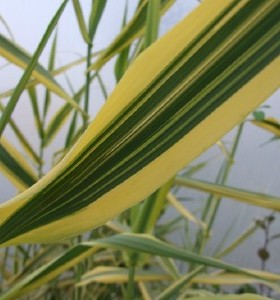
[252,117,280,137]
[72,0,91,45]
[0,15,14,41]
[175,176,280,211]
[144,0,160,48]
[77,266,171,285]
[0,50,101,101]
[176,295,270,300]
[167,192,206,228]
[0,33,78,112]
[0,233,277,299]
[88,1,107,42]
[0,0,71,137]
[114,0,130,82]
[89,0,175,70]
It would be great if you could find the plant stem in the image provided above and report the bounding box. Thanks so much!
[83,43,92,129]
[126,257,136,300]
[74,235,83,300]
[0,247,9,290]
[194,123,245,256]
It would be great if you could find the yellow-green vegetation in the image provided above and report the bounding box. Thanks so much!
[0,0,279,299]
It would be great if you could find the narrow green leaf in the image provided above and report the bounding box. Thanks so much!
[42,33,58,122]
[133,179,173,234]
[114,1,130,82]
[0,33,81,113]
[72,0,91,44]
[144,0,160,48]
[89,0,175,70]
[0,103,41,165]
[28,87,44,141]
[167,192,206,228]
[94,234,258,276]
[0,50,101,101]
[0,0,70,137]
[96,72,108,100]
[7,245,60,285]
[175,176,280,211]
[157,224,259,300]
[0,244,97,300]
[216,224,258,259]
[88,1,107,41]
[64,111,78,149]
[156,266,208,300]
[0,14,14,41]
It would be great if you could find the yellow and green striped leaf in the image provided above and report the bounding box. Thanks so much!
[176,295,269,300]
[192,270,280,286]
[0,138,37,191]
[0,0,279,246]
[78,266,170,285]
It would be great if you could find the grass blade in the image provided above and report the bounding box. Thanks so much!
[144,0,160,48]
[114,1,130,82]
[167,193,206,228]
[89,0,175,70]
[0,0,71,137]
[174,295,269,300]
[0,33,80,112]
[0,50,101,100]
[88,1,107,41]
[42,33,58,124]
[72,0,91,44]
[27,87,44,141]
[77,266,170,285]
[0,15,14,41]
[175,176,280,211]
